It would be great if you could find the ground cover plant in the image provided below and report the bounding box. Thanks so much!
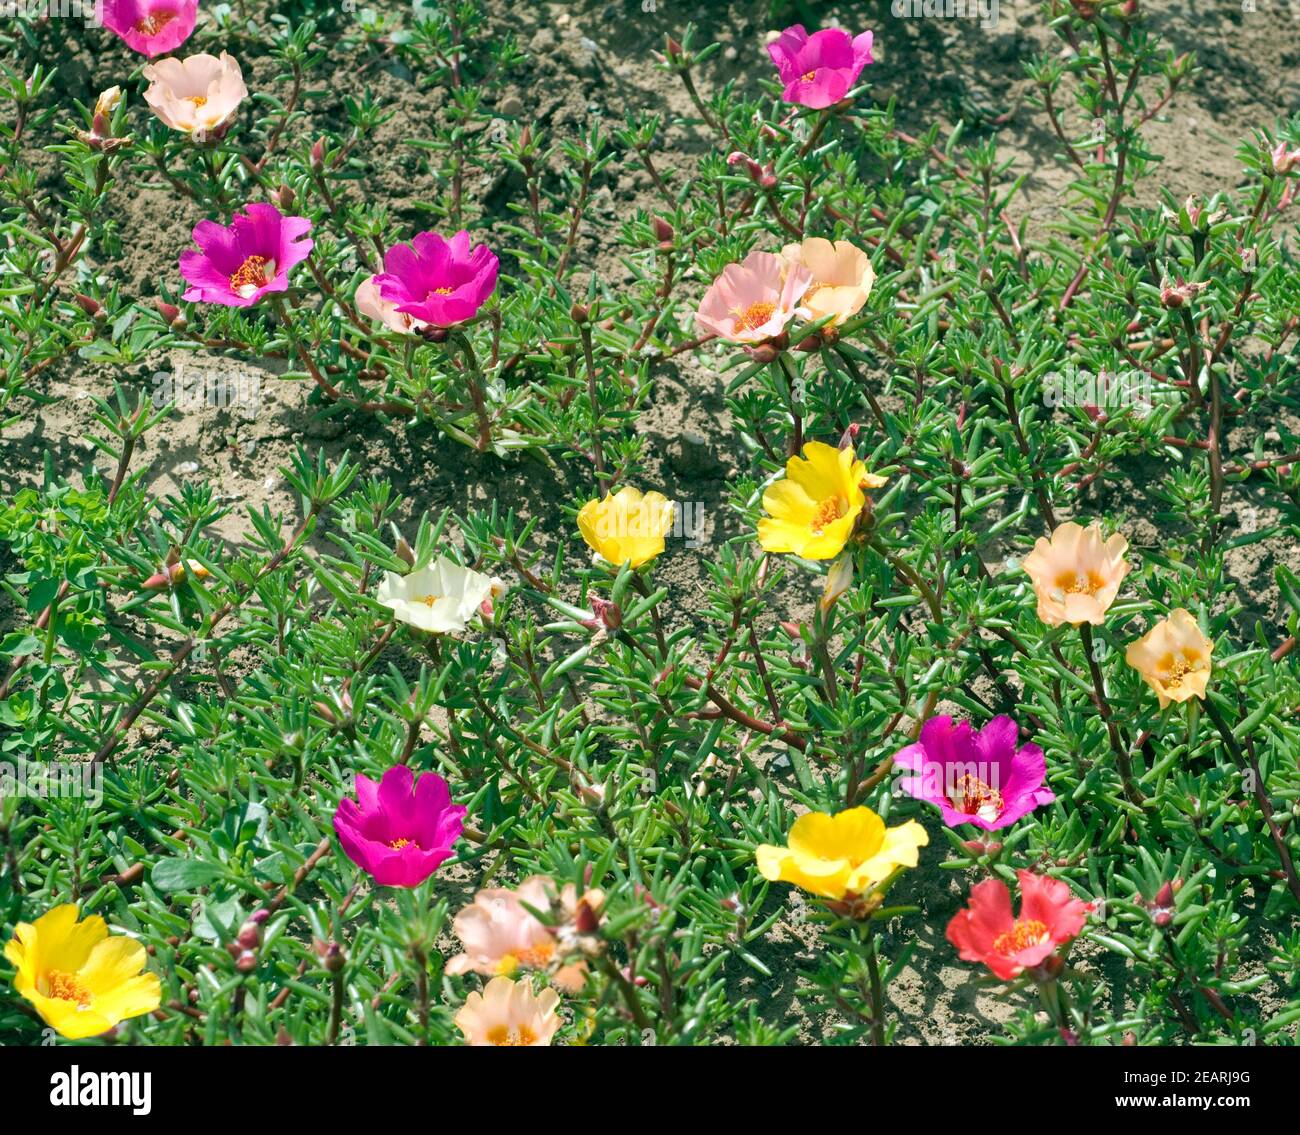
[1,0,1299,1048]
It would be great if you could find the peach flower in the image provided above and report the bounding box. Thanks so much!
[454,976,561,1046]
[1021,521,1130,626]
[695,250,812,343]
[355,276,428,334]
[780,237,875,326]
[142,52,247,138]
[1125,608,1213,708]
[447,876,593,993]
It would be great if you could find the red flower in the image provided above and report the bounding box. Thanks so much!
[946,869,1093,980]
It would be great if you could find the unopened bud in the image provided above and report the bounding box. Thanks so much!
[311,137,326,169]
[73,293,104,320]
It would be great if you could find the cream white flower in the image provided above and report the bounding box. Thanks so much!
[142,52,248,137]
[376,555,505,634]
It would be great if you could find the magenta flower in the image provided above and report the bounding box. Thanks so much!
[767,25,874,110]
[101,0,197,57]
[333,765,466,888]
[372,230,498,327]
[179,203,313,308]
[893,716,1055,832]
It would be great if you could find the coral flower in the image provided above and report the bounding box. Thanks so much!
[179,203,313,308]
[577,487,675,568]
[781,238,875,326]
[756,806,928,901]
[376,555,505,634]
[142,52,248,137]
[4,905,161,1039]
[695,250,812,344]
[757,440,887,560]
[101,0,197,57]
[1124,608,1213,708]
[333,765,466,887]
[1021,520,1130,627]
[356,276,428,334]
[946,870,1093,981]
[455,975,562,1046]
[767,25,874,110]
[447,876,598,993]
[893,716,1055,831]
[372,230,498,327]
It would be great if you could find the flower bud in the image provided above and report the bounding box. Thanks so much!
[311,137,326,169]
[74,293,105,320]
[274,183,296,211]
[394,536,415,567]
[652,216,674,245]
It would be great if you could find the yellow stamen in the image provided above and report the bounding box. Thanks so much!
[389,838,411,850]
[134,10,176,35]
[993,919,1049,957]
[801,70,817,83]
[486,1024,537,1046]
[948,773,1004,821]
[809,496,845,535]
[44,970,93,1007]
[188,95,208,108]
[432,286,454,296]
[736,301,776,333]
[1055,570,1104,597]
[413,594,439,607]
[230,254,272,293]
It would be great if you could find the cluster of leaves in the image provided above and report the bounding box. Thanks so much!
[1,0,1298,1045]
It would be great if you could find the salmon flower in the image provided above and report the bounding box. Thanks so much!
[578,487,675,568]
[1021,520,1130,626]
[355,276,428,334]
[376,555,505,634]
[1124,608,1212,708]
[756,805,928,902]
[894,716,1055,831]
[767,25,874,110]
[780,238,875,327]
[179,203,313,308]
[447,876,602,993]
[4,905,161,1039]
[142,52,248,138]
[333,764,466,887]
[372,230,498,327]
[101,0,197,57]
[946,870,1093,981]
[695,250,812,344]
[455,976,562,1046]
[757,440,887,560]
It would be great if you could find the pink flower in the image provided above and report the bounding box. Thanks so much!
[333,765,466,888]
[179,203,313,308]
[694,250,812,344]
[101,0,197,57]
[767,25,874,110]
[893,715,1055,832]
[372,231,498,327]
[946,870,1093,981]
[1271,140,1300,175]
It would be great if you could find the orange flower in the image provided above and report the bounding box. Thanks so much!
[1125,608,1212,708]
[780,238,875,326]
[1021,521,1130,626]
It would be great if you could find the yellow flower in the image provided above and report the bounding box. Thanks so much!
[454,975,562,1046]
[757,441,887,560]
[1021,520,1130,627]
[1125,608,1212,708]
[780,238,875,327]
[755,806,929,901]
[577,487,674,568]
[4,904,161,1039]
